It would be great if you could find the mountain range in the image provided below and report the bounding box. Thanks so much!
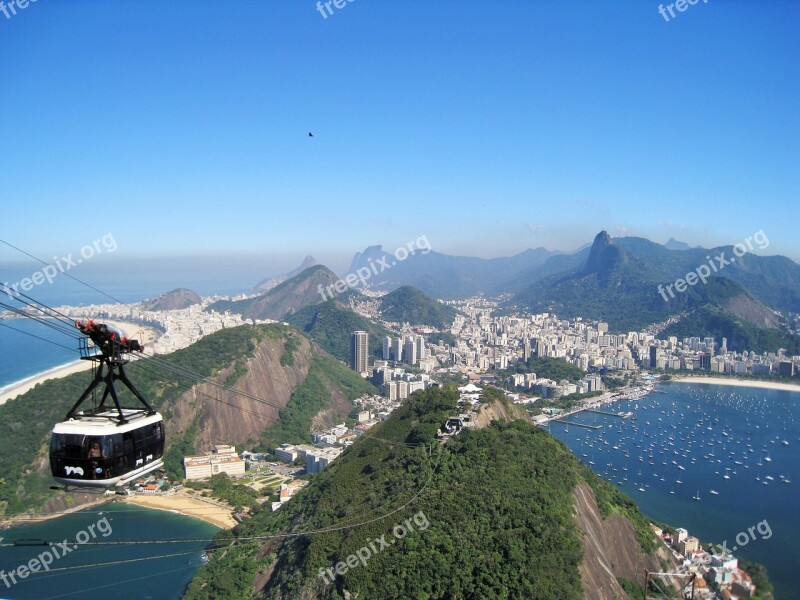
[347,244,558,299]
[343,235,800,321]
[512,232,800,352]
[220,231,799,353]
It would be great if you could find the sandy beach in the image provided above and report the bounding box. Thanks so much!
[0,319,161,405]
[0,360,93,405]
[670,375,800,393]
[2,491,236,529]
[123,489,236,529]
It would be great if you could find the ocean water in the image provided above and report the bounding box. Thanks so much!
[0,319,80,390]
[0,502,219,599]
[548,382,800,599]
[0,255,277,307]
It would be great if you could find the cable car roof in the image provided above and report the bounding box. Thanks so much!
[53,410,163,435]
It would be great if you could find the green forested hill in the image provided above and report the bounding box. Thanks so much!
[514,232,800,352]
[208,265,339,320]
[185,386,657,599]
[257,350,376,449]
[378,285,459,328]
[284,298,391,362]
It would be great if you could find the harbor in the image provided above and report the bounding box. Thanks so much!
[548,380,799,599]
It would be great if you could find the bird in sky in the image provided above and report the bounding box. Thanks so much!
[308,132,314,137]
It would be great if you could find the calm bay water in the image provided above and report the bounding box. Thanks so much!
[548,381,800,599]
[0,502,218,600]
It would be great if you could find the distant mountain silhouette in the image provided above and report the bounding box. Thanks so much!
[255,255,317,292]
[141,288,201,311]
[210,265,337,320]
[346,245,557,299]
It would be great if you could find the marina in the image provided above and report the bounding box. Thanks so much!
[548,380,800,599]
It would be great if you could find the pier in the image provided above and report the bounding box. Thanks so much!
[551,419,602,430]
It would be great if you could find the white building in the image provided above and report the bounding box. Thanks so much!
[306,447,343,474]
[183,445,246,480]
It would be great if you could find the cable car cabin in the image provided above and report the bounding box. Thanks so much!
[50,410,164,487]
[50,320,164,487]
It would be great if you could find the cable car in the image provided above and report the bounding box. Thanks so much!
[49,321,165,487]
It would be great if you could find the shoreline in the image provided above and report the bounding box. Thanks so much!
[667,375,800,393]
[0,495,114,528]
[0,359,93,405]
[2,492,235,530]
[122,491,235,529]
[0,319,161,405]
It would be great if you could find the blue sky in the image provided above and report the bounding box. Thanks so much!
[1,0,798,273]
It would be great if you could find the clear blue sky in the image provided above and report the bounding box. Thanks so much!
[1,0,798,271]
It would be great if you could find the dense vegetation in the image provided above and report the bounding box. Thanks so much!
[258,351,376,450]
[186,386,659,599]
[427,331,456,347]
[285,299,392,363]
[184,472,261,512]
[378,285,459,328]
[500,355,586,383]
[736,558,774,600]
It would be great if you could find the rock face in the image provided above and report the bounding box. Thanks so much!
[474,398,676,600]
[573,481,676,599]
[141,288,202,311]
[164,334,312,450]
[472,395,528,428]
[161,333,357,451]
